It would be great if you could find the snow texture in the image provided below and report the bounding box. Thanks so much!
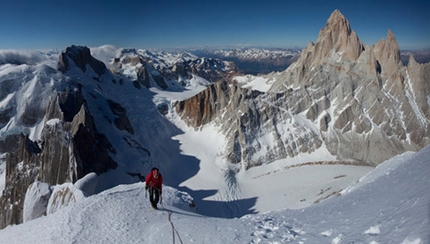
[0,144,428,244]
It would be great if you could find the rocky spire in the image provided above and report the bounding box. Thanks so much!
[320,10,363,61]
[325,9,352,35]
[269,10,365,91]
[301,9,364,67]
[374,29,401,63]
[373,29,402,77]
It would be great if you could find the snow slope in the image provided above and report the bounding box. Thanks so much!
[0,145,428,244]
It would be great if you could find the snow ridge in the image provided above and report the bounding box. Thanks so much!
[0,144,428,243]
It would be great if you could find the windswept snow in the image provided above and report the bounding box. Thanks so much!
[0,145,429,243]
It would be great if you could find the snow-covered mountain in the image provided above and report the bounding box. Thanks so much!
[0,144,428,243]
[92,46,237,91]
[0,9,429,239]
[0,45,239,228]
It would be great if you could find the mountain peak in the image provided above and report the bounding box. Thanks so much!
[387,29,395,40]
[372,29,401,75]
[326,9,351,34]
[306,9,363,63]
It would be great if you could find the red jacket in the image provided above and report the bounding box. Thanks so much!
[145,170,163,190]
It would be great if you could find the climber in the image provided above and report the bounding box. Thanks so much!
[145,167,163,209]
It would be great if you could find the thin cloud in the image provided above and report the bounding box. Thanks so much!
[0,50,43,65]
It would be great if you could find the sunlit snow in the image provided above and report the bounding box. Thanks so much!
[0,145,428,243]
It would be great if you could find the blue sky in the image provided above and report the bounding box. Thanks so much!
[1,0,429,50]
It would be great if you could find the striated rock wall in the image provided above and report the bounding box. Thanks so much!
[267,10,430,165]
[175,79,232,127]
[176,10,430,170]
[0,134,41,228]
[175,80,324,170]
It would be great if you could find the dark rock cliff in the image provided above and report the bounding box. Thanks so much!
[57,45,106,77]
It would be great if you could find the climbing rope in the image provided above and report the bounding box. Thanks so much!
[167,211,183,244]
[159,200,183,244]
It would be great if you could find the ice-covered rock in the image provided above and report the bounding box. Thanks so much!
[23,181,52,223]
[74,172,98,197]
[47,182,85,215]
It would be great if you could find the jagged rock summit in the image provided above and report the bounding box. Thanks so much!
[313,9,364,62]
[57,45,107,77]
[176,10,430,170]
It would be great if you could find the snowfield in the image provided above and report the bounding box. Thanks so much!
[0,144,428,243]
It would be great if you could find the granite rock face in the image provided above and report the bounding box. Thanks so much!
[176,10,430,170]
[312,9,364,64]
[269,11,430,165]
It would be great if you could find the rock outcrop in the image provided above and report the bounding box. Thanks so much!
[57,45,106,77]
[0,134,42,227]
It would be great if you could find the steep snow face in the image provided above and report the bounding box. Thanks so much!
[0,58,64,143]
[0,145,428,244]
[23,181,51,223]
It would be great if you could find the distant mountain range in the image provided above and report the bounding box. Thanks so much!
[190,48,300,75]
[400,49,430,65]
